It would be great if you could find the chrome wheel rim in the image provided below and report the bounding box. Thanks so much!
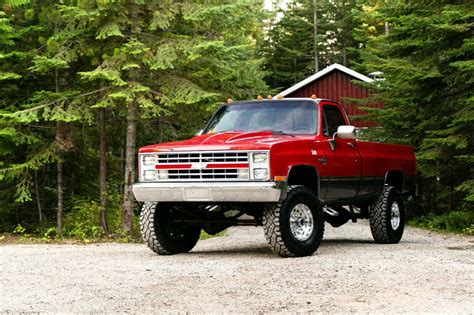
[289,204,314,241]
[391,202,401,230]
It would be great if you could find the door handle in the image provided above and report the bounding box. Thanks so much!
[318,156,328,165]
[347,142,356,148]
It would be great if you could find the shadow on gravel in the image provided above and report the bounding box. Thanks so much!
[191,239,381,257]
[322,238,374,245]
[322,238,426,246]
[190,244,276,258]
[187,238,429,257]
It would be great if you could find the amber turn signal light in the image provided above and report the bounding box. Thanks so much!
[274,176,287,182]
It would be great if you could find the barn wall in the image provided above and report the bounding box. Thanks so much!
[286,70,383,127]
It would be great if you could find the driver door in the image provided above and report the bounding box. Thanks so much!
[318,102,361,201]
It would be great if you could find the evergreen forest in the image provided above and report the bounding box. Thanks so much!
[0,0,472,239]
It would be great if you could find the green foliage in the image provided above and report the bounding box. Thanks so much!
[12,224,26,234]
[262,0,361,90]
[200,229,227,240]
[42,226,57,240]
[409,211,474,235]
[357,0,473,215]
[41,191,137,241]
[0,0,268,237]
[63,199,105,239]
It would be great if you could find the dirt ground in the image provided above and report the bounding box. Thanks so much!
[1,221,473,313]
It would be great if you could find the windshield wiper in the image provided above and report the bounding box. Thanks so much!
[271,130,295,137]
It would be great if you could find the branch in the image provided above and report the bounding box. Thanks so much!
[77,86,112,98]
[150,89,163,97]
[10,87,113,115]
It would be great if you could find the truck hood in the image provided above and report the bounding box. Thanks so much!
[139,131,298,153]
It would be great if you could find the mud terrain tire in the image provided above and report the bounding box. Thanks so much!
[369,186,405,243]
[263,185,324,257]
[140,202,201,255]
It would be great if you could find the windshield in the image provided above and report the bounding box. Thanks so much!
[204,101,318,135]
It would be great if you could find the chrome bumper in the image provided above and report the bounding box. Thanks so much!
[132,181,283,202]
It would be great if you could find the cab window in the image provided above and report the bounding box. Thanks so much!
[322,105,346,137]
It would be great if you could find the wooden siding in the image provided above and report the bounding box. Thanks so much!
[286,69,383,127]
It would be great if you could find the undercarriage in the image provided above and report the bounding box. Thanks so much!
[155,201,370,236]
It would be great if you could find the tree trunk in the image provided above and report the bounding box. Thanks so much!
[57,155,64,236]
[34,170,43,225]
[342,45,347,66]
[313,0,319,73]
[123,100,138,233]
[384,21,389,36]
[54,69,64,236]
[99,108,108,233]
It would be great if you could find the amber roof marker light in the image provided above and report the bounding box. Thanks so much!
[227,97,233,104]
[277,95,284,99]
[311,94,317,99]
[268,95,273,100]
[257,95,263,100]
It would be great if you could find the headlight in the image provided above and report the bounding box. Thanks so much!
[252,152,268,164]
[142,155,157,165]
[253,168,268,180]
[249,151,270,180]
[143,170,157,181]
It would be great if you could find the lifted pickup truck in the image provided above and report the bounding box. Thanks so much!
[133,98,416,257]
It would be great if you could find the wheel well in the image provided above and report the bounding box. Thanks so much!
[287,165,318,194]
[385,170,403,192]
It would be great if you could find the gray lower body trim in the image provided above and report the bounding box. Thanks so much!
[132,181,283,202]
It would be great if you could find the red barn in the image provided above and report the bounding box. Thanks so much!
[277,63,382,127]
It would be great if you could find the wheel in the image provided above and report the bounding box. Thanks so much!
[369,186,405,243]
[140,202,201,255]
[263,185,324,257]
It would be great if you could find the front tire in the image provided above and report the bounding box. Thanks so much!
[263,185,324,257]
[369,186,405,243]
[140,202,201,255]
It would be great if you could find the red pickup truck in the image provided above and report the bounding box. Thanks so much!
[133,98,416,257]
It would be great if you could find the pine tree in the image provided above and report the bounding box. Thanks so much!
[262,0,360,90]
[0,1,268,235]
[262,1,314,89]
[58,0,269,234]
[359,0,473,214]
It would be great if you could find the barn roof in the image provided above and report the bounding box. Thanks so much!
[278,63,374,97]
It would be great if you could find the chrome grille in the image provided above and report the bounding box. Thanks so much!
[168,169,240,180]
[154,151,250,181]
[157,152,248,164]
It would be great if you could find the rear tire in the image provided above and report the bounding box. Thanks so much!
[263,185,324,257]
[369,186,405,243]
[140,202,201,255]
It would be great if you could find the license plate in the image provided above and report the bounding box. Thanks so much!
[184,188,210,201]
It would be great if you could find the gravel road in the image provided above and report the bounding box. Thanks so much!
[1,222,473,313]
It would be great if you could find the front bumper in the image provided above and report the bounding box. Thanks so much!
[132,181,283,202]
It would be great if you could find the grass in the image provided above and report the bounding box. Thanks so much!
[200,229,228,240]
[0,228,228,245]
[408,210,474,235]
[0,233,141,245]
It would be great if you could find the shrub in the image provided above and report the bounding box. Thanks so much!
[409,210,474,234]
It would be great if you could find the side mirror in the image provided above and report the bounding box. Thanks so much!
[336,125,356,139]
[329,125,356,150]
